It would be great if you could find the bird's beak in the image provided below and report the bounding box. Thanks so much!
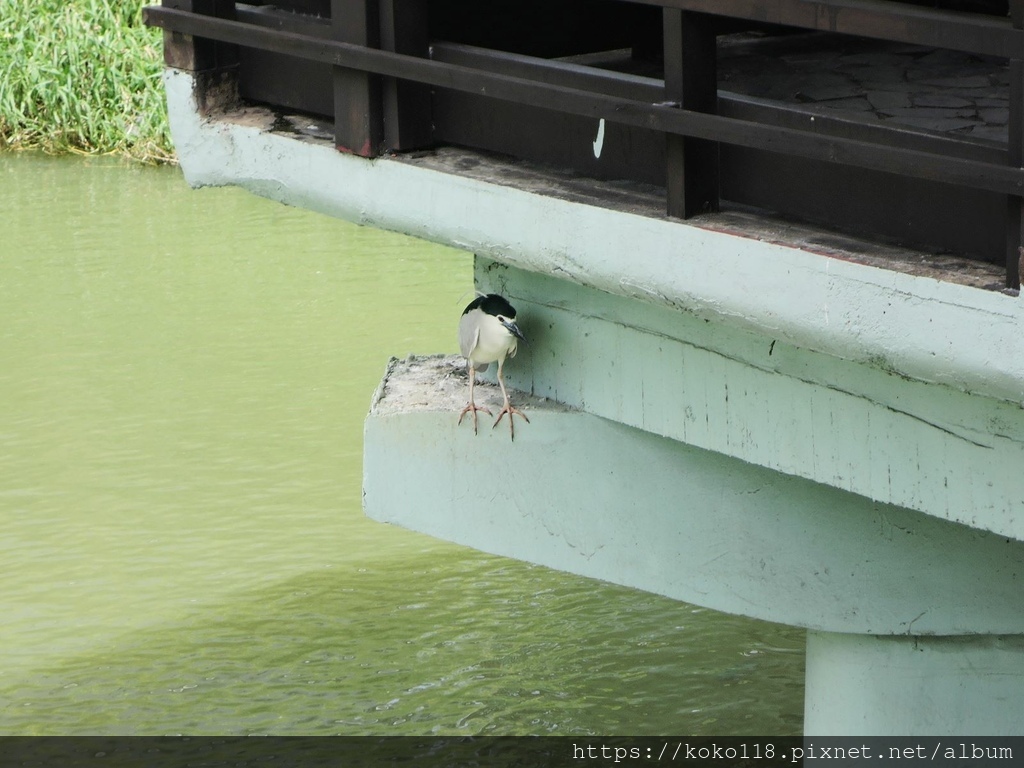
[502,318,526,343]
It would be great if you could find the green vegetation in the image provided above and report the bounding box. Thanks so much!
[0,0,174,162]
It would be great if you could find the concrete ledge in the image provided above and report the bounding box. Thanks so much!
[368,353,565,421]
[364,357,1024,636]
[164,68,1024,408]
[482,260,1024,542]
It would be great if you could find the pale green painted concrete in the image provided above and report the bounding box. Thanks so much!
[476,259,1024,542]
[805,632,1024,735]
[366,358,1024,733]
[163,66,1024,734]
[164,69,1024,409]
[164,67,1024,539]
[365,358,1024,637]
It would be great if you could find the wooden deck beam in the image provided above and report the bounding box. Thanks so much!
[1008,1,1024,288]
[143,6,1024,199]
[637,0,1024,58]
[160,0,238,72]
[663,9,719,219]
[331,0,383,157]
[380,0,432,151]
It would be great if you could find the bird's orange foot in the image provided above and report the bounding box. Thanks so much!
[493,403,530,441]
[458,402,492,435]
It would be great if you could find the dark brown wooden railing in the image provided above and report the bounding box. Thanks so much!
[145,0,1024,288]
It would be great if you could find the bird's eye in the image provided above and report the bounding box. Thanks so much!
[496,315,506,322]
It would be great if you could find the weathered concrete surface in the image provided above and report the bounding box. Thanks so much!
[368,357,1024,735]
[365,356,1024,637]
[805,632,1024,736]
[164,68,1024,413]
[368,353,567,419]
[399,148,1006,290]
[479,259,1024,542]
[162,63,1024,735]
[165,59,1024,555]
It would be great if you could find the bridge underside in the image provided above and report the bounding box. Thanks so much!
[365,354,1024,736]
[162,66,1024,735]
[145,0,1024,288]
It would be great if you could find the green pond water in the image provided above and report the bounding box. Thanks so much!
[0,152,803,736]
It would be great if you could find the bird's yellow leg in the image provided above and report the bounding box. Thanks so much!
[492,361,529,440]
[458,364,491,435]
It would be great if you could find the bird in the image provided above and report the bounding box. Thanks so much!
[457,293,529,440]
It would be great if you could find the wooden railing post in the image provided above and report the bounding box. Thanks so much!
[1008,0,1024,290]
[160,0,237,73]
[663,8,719,219]
[379,0,432,151]
[332,0,384,156]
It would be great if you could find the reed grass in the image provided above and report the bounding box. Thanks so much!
[0,0,175,163]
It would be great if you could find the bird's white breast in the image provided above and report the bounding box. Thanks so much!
[464,310,518,365]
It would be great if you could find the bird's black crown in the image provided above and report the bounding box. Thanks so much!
[462,293,517,318]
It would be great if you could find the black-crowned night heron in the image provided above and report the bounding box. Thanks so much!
[458,293,529,439]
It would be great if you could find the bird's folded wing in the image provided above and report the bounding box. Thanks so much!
[458,310,481,361]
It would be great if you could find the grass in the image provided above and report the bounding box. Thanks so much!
[0,0,174,163]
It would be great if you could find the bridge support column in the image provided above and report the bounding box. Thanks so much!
[804,632,1024,736]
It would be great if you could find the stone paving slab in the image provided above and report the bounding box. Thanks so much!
[719,34,1009,145]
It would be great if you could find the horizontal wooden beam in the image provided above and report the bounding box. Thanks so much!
[433,42,1004,162]
[144,5,1024,197]
[639,0,1024,59]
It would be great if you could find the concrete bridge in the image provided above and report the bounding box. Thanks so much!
[149,0,1024,735]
